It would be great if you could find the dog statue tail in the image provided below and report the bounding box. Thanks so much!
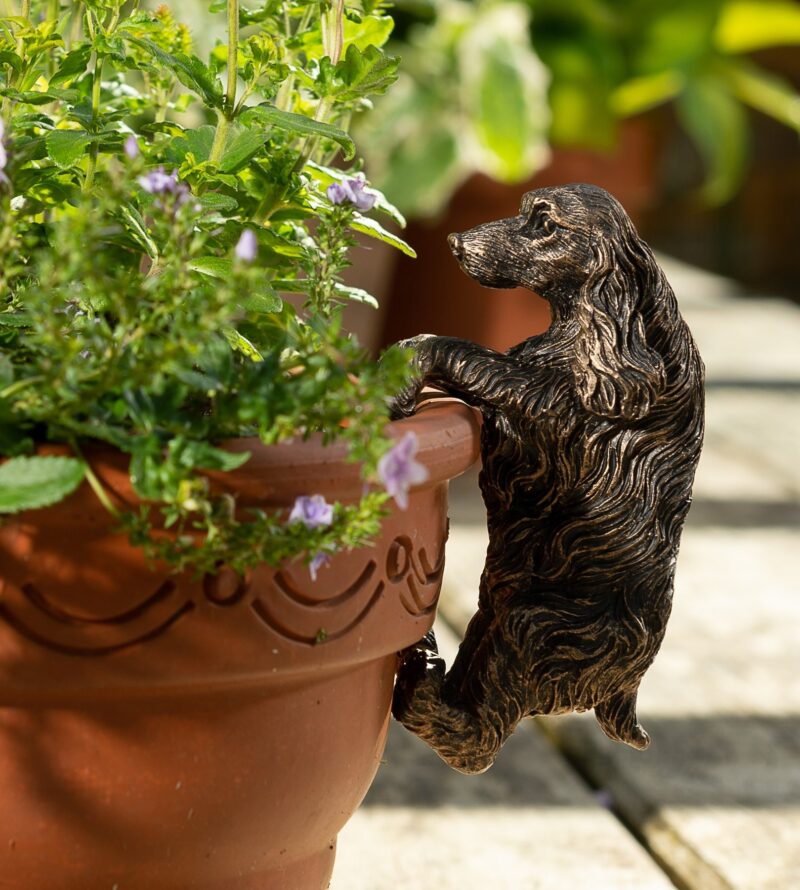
[594,689,651,750]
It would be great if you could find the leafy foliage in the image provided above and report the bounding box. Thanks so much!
[0,455,86,513]
[0,0,411,574]
[363,0,800,214]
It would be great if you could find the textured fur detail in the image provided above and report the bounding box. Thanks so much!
[391,183,704,774]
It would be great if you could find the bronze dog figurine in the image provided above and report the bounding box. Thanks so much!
[391,183,705,774]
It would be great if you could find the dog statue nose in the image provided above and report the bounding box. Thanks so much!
[448,232,464,260]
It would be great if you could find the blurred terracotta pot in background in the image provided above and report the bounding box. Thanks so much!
[378,118,662,354]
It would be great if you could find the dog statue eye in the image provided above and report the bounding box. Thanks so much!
[522,213,556,238]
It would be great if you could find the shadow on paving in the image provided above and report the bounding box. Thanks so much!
[447,493,800,530]
[447,468,800,530]
[685,498,800,528]
[367,713,800,810]
[365,719,595,810]
[553,712,800,810]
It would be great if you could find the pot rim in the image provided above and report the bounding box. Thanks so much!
[32,399,481,508]
[209,398,481,503]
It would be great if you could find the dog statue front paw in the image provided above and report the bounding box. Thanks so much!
[388,334,440,419]
[392,630,446,723]
[388,383,420,420]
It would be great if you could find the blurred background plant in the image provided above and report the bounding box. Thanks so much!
[0,0,415,573]
[360,0,800,216]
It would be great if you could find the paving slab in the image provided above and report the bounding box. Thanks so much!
[702,390,800,497]
[547,527,800,890]
[435,516,800,890]
[333,620,675,890]
[659,255,800,385]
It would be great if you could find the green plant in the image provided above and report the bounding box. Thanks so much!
[532,0,800,204]
[0,0,417,575]
[356,0,551,216]
[361,0,800,216]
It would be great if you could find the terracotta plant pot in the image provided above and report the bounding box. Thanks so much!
[379,117,664,354]
[0,403,480,890]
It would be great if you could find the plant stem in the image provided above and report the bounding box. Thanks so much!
[1,0,31,117]
[209,110,230,167]
[292,95,334,173]
[291,1,345,172]
[224,0,238,114]
[0,375,46,400]
[82,51,103,191]
[16,0,31,55]
[209,0,239,167]
[321,0,344,65]
[72,444,121,519]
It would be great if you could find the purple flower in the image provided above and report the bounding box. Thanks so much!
[235,228,257,262]
[289,494,334,530]
[378,432,428,509]
[326,173,376,212]
[309,551,330,581]
[137,166,191,210]
[124,134,140,160]
[0,117,9,186]
[138,166,178,194]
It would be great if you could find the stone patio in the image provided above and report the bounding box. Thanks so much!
[332,256,800,889]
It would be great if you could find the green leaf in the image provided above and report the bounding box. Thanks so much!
[474,49,529,179]
[715,1,800,53]
[223,328,263,362]
[240,105,355,160]
[219,127,267,173]
[270,279,309,294]
[46,130,92,168]
[349,214,416,257]
[343,14,394,53]
[128,38,223,108]
[257,228,305,258]
[171,440,251,473]
[335,44,399,102]
[0,50,23,74]
[0,87,79,105]
[197,193,238,213]
[371,109,461,217]
[333,283,378,309]
[460,5,549,182]
[242,290,282,313]
[676,75,749,204]
[0,455,86,514]
[189,257,234,280]
[0,314,32,327]
[718,59,800,131]
[611,71,686,118]
[119,204,158,260]
[50,45,92,87]
[165,125,215,164]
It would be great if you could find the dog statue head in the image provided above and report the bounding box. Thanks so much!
[449,183,668,421]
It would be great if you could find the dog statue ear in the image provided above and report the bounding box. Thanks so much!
[594,688,650,750]
[574,235,666,420]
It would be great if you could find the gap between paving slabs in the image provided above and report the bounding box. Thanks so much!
[333,593,679,890]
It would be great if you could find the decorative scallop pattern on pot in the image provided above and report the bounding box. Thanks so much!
[0,534,446,657]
